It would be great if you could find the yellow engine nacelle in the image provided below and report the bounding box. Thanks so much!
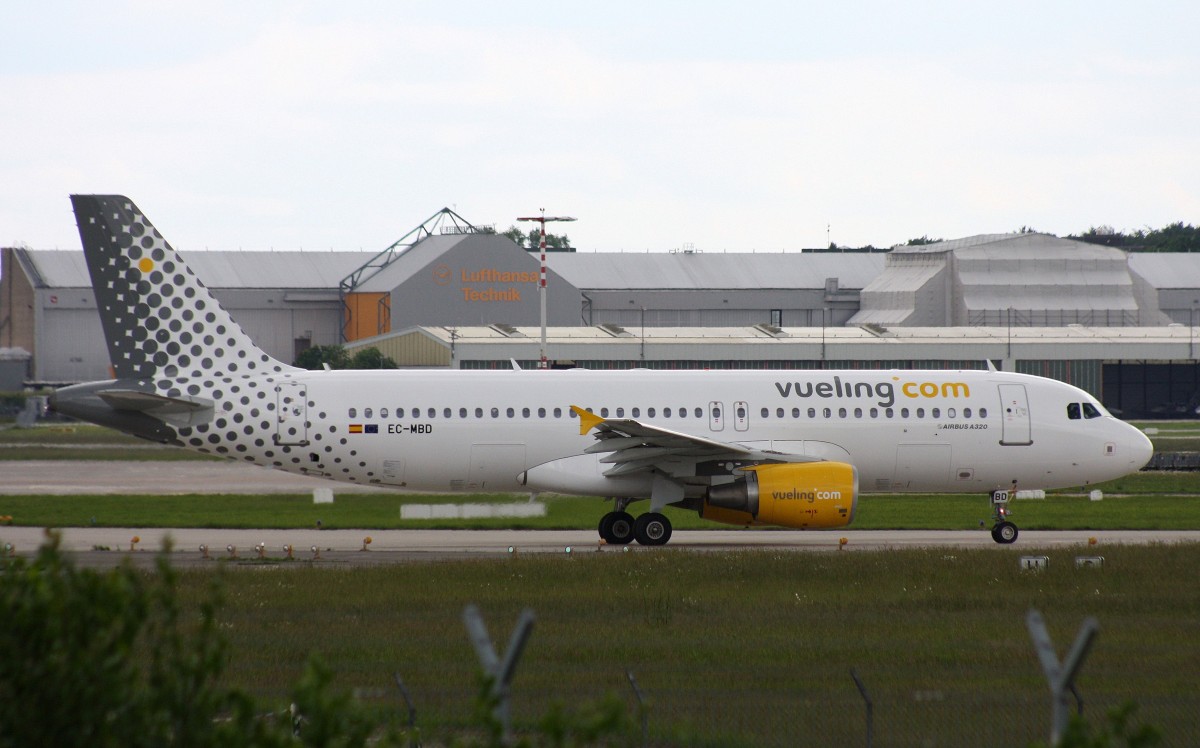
[701,462,859,529]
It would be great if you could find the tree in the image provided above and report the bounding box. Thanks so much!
[348,347,398,369]
[294,344,350,370]
[1070,222,1200,252]
[498,225,574,251]
[906,235,943,246]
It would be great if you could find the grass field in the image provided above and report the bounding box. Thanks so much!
[2,487,1199,532]
[3,422,1199,745]
[167,543,1198,746]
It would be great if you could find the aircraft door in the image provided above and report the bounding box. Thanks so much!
[274,381,309,446]
[998,384,1033,446]
[708,401,725,432]
[733,401,750,432]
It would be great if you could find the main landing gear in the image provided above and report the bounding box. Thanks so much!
[989,490,1019,544]
[598,500,673,546]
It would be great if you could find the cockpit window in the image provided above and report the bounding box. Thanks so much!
[1067,403,1081,420]
[1082,402,1102,419]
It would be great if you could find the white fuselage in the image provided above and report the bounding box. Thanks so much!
[211,367,1150,496]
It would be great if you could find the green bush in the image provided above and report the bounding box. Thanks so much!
[0,533,392,748]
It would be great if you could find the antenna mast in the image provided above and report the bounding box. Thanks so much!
[516,209,576,368]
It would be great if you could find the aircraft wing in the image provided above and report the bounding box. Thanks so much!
[570,405,820,478]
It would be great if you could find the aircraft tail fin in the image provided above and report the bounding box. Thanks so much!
[70,195,294,381]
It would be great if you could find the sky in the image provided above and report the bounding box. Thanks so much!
[2,1,1198,254]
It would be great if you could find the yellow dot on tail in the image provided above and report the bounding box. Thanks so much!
[138,258,154,273]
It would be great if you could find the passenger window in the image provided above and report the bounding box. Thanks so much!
[776,407,784,418]
[916,408,925,418]
[901,408,910,418]
[632,407,640,418]
[931,407,940,418]
[538,407,547,418]
[348,408,357,418]
[522,407,530,418]
[427,408,435,418]
[475,407,483,418]
[1083,403,1102,419]
[963,407,971,418]
[364,408,373,418]
[601,407,609,417]
[1067,403,1082,420]
[808,407,816,418]
[554,407,562,418]
[886,408,894,418]
[870,408,878,418]
[792,407,800,418]
[491,407,500,418]
[679,407,687,418]
[737,406,747,418]
[397,408,405,418]
[838,407,847,418]
[616,407,625,417]
[664,407,672,417]
[947,408,955,418]
[459,407,467,418]
[443,408,451,418]
[648,407,657,418]
[506,407,515,418]
[760,407,769,418]
[854,408,863,418]
[380,408,389,418]
[694,407,703,418]
[823,408,832,418]
[980,407,988,418]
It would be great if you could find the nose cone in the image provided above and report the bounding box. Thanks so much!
[1129,425,1154,470]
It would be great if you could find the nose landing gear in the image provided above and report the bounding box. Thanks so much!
[989,490,1019,544]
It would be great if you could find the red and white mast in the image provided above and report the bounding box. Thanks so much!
[517,209,575,368]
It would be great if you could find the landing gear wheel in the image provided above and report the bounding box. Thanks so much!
[992,521,1019,544]
[600,511,635,545]
[634,512,672,546]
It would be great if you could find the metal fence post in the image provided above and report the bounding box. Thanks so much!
[850,668,873,748]
[1026,608,1099,746]
[393,672,419,748]
[463,604,536,745]
[626,669,649,747]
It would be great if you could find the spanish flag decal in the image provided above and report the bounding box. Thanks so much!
[349,424,363,434]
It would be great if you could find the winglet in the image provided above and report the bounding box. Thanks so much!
[571,405,605,435]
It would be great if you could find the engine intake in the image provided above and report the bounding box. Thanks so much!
[703,462,858,529]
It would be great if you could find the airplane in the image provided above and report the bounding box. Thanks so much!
[49,195,1154,546]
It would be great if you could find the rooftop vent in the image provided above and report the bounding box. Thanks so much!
[753,323,789,338]
[489,323,525,337]
[598,323,633,337]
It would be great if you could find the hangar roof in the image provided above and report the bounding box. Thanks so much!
[351,324,1199,364]
[1128,253,1200,289]
[550,252,886,290]
[17,249,373,289]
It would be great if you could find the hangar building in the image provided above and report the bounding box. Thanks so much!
[3,210,1200,417]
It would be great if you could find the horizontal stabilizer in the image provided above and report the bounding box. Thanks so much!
[96,389,214,428]
[98,389,213,414]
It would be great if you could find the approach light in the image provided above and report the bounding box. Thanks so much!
[564,546,572,554]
